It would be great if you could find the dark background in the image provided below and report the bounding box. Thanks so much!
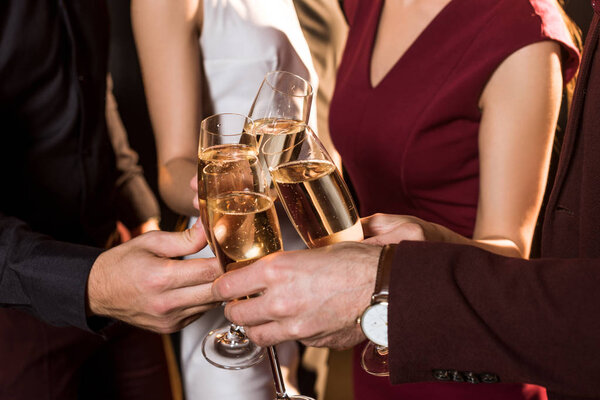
[107,0,594,231]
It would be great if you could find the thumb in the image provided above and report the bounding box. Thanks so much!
[145,222,209,258]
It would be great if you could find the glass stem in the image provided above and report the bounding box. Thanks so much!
[229,324,244,339]
[267,345,290,399]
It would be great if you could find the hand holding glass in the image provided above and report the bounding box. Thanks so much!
[198,113,266,369]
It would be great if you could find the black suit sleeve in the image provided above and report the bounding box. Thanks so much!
[0,212,102,330]
[388,241,600,398]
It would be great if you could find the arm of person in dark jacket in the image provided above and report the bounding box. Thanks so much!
[0,212,222,333]
[105,75,160,234]
[212,222,600,397]
[0,212,103,330]
[390,241,600,398]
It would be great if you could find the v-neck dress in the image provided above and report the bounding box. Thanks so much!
[329,0,579,398]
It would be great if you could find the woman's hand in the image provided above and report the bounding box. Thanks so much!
[361,213,427,246]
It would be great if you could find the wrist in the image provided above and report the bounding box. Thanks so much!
[359,244,397,347]
[86,252,108,318]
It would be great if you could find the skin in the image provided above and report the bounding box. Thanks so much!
[88,222,222,333]
[131,0,203,218]
[212,220,425,349]
[372,0,563,259]
[212,0,566,347]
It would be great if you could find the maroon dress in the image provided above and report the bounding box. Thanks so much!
[329,0,579,398]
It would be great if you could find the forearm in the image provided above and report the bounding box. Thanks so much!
[426,221,522,258]
[363,214,523,258]
[159,157,198,217]
[389,241,600,396]
[132,0,202,220]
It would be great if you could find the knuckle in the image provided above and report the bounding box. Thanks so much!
[224,303,242,325]
[203,262,222,282]
[404,222,425,240]
[244,327,260,344]
[145,270,171,292]
[285,320,304,339]
[192,288,212,308]
[262,262,281,285]
[149,296,173,317]
[214,276,232,299]
[246,327,268,347]
[268,297,289,318]
[141,230,162,248]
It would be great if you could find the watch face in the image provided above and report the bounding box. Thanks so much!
[360,302,388,347]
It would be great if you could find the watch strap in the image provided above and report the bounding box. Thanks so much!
[373,244,395,302]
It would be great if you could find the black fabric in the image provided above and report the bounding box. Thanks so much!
[0,0,116,329]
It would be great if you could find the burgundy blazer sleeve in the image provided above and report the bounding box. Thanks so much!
[388,241,600,398]
[0,212,103,330]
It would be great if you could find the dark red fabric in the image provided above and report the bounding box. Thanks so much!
[329,0,579,398]
[388,13,600,400]
[0,309,172,400]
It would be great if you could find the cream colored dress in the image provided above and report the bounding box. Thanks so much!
[181,1,318,398]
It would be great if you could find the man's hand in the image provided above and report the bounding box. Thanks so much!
[88,222,222,333]
[361,213,426,245]
[212,242,382,350]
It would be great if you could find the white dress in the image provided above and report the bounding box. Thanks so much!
[181,1,318,398]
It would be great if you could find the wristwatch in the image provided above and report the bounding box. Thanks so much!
[359,245,394,347]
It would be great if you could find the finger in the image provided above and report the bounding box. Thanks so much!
[363,230,403,246]
[190,173,198,192]
[144,223,208,258]
[224,296,272,327]
[165,257,222,288]
[212,254,282,301]
[244,321,288,347]
[154,303,218,334]
[166,281,221,312]
[363,218,425,245]
[362,213,417,238]
[361,213,393,238]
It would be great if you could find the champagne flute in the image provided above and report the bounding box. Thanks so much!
[248,70,313,147]
[198,113,258,251]
[262,127,389,376]
[198,113,264,369]
[202,151,315,400]
[261,125,363,248]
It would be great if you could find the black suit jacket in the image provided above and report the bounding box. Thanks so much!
[388,6,600,400]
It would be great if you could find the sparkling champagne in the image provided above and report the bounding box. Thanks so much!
[270,159,363,248]
[251,118,305,149]
[208,191,282,271]
[197,144,258,248]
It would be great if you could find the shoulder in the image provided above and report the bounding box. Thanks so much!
[466,0,579,84]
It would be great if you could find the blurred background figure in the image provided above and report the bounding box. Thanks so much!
[130,0,317,398]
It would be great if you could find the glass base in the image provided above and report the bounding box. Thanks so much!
[361,342,390,377]
[202,325,265,370]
